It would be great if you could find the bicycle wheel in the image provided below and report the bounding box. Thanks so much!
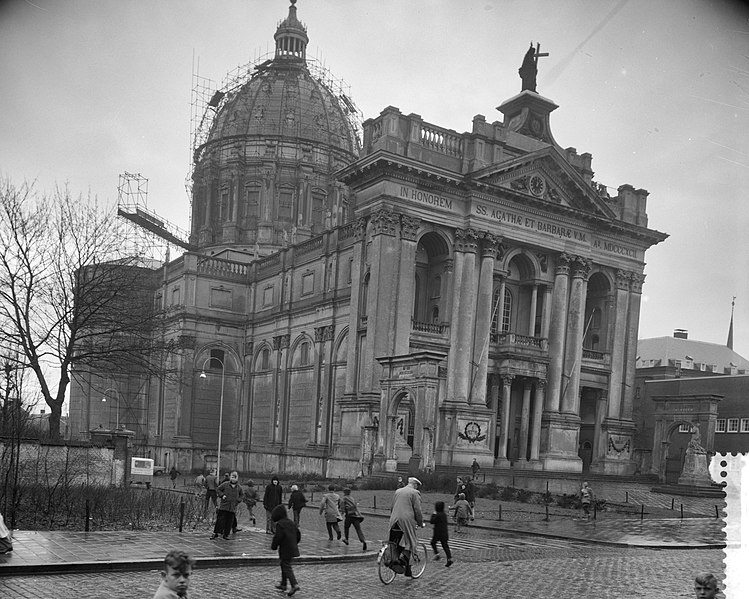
[410,543,428,579]
[378,546,396,585]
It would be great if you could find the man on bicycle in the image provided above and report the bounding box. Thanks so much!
[388,476,424,577]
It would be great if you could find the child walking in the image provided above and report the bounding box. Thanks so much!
[271,504,301,597]
[429,501,453,567]
[452,492,472,532]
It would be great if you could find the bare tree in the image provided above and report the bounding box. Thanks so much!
[0,178,175,439]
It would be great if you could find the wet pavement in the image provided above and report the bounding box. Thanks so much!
[0,506,725,577]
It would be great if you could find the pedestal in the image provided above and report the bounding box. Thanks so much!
[539,412,583,472]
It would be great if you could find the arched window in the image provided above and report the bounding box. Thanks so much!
[261,348,270,371]
[432,306,439,323]
[300,341,309,366]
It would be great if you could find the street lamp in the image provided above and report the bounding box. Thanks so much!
[101,387,121,429]
[199,355,225,476]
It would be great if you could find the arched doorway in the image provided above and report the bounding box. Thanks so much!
[650,394,721,483]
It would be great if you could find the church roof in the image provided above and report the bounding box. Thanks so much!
[637,336,749,373]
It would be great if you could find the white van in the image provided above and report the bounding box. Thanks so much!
[130,457,154,489]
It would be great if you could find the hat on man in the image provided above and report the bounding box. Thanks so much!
[408,477,422,486]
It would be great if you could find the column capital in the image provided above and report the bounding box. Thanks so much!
[501,374,515,387]
[555,253,573,276]
[629,272,646,294]
[570,256,592,279]
[616,269,630,290]
[479,232,504,259]
[400,215,420,241]
[314,325,334,343]
[442,259,454,274]
[455,228,479,253]
[354,217,367,241]
[370,208,399,237]
[536,379,547,390]
[273,334,290,350]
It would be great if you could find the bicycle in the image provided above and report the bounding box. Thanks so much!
[377,525,428,584]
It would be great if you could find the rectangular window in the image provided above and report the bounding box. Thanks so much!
[678,423,691,433]
[171,287,181,306]
[209,287,232,310]
[716,419,727,433]
[741,418,749,433]
[728,418,740,433]
[279,190,293,220]
[302,272,314,296]
[263,285,274,307]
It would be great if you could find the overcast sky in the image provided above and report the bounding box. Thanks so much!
[1,0,748,359]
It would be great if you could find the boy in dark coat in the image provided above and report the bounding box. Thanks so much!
[271,504,301,597]
[429,500,453,567]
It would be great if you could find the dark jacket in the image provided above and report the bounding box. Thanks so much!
[216,480,244,512]
[271,505,301,560]
[288,490,308,512]
[263,480,283,511]
[430,510,449,541]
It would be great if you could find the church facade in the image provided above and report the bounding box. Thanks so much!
[69,2,667,478]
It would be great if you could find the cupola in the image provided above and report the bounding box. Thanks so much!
[274,0,308,61]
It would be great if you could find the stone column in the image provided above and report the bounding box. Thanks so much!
[606,270,630,419]
[621,273,645,419]
[446,251,465,402]
[528,284,538,336]
[344,219,366,394]
[592,389,607,464]
[396,216,420,354]
[454,229,479,403]
[519,380,532,460]
[471,233,502,405]
[541,285,552,339]
[496,276,507,335]
[498,375,514,459]
[362,209,401,391]
[545,254,572,411]
[530,381,545,461]
[561,257,591,414]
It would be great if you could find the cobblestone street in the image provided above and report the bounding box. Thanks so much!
[0,545,722,598]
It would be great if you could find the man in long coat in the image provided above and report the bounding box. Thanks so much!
[388,477,424,576]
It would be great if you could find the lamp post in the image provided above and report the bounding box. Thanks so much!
[199,356,225,477]
[101,387,121,429]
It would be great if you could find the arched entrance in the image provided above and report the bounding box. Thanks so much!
[650,393,722,483]
[373,350,446,473]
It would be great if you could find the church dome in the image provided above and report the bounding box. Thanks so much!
[190,0,361,254]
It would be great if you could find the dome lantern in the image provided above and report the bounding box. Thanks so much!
[274,0,308,61]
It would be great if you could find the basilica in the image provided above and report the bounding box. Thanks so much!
[69,2,667,479]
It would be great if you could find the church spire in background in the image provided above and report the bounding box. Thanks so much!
[727,296,735,350]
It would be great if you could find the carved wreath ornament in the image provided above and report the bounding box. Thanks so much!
[607,436,631,454]
[458,421,486,444]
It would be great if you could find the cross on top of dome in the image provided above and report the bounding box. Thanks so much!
[275,0,309,61]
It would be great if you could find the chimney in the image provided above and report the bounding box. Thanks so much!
[673,329,688,339]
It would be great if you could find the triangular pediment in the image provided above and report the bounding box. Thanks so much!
[471,147,617,219]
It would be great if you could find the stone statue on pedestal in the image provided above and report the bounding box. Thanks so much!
[677,426,713,487]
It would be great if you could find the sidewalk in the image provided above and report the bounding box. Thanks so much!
[0,508,725,577]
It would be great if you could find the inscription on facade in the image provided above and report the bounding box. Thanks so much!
[400,186,454,210]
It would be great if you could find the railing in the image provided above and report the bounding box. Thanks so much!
[197,257,248,281]
[411,320,448,335]
[296,236,323,255]
[257,253,280,270]
[419,123,463,158]
[583,349,611,365]
[490,332,548,352]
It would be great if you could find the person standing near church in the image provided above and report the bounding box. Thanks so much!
[211,470,243,540]
[263,475,284,534]
[580,481,594,519]
[204,470,218,517]
[287,484,307,527]
[471,458,481,479]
